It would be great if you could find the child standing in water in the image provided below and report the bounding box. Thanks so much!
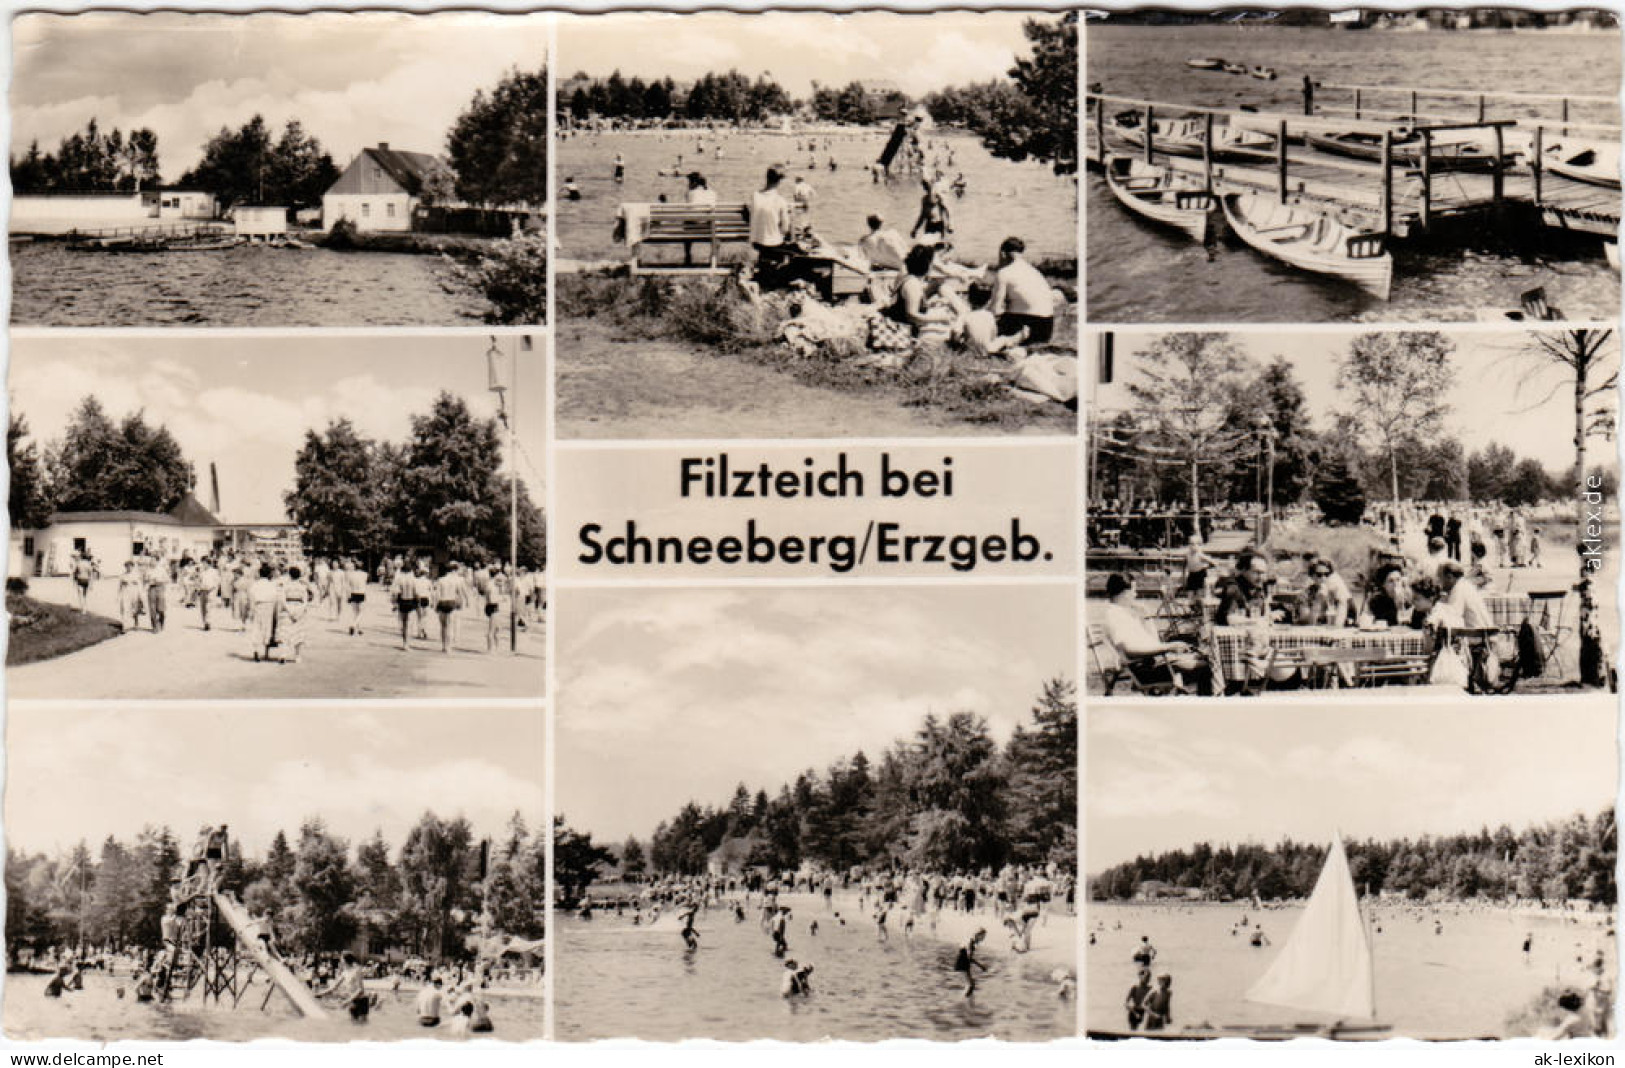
[678,902,700,951]
[954,929,989,998]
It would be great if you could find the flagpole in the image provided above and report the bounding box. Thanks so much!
[509,336,519,655]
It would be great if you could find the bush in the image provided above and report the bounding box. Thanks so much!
[324,218,359,250]
[456,231,549,324]
[6,576,28,597]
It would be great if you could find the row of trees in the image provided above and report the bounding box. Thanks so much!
[565,70,794,124]
[8,390,545,572]
[176,117,339,214]
[1094,331,1620,521]
[284,392,545,569]
[558,680,1076,902]
[1090,808,1616,907]
[8,401,194,530]
[563,16,1076,174]
[6,813,545,964]
[809,80,909,125]
[10,119,161,194]
[13,64,550,214]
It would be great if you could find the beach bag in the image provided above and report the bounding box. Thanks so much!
[867,313,913,355]
[1429,645,1469,688]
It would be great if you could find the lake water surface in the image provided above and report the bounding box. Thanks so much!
[11,243,484,327]
[1087,901,1613,1039]
[556,128,1078,269]
[2,972,545,1042]
[557,896,1075,1041]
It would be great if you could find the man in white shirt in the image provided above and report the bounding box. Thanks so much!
[749,167,793,285]
[858,214,908,271]
[989,236,1056,345]
[1439,561,1493,629]
[749,168,791,253]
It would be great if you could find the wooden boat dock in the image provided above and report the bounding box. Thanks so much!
[62,221,237,251]
[1087,81,1620,242]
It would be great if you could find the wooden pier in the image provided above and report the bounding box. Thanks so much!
[1087,88,1620,242]
[60,221,234,250]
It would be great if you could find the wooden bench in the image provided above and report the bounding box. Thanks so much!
[629,202,751,274]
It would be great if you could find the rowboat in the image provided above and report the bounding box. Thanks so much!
[1104,156,1214,241]
[1223,62,1249,75]
[1542,139,1621,189]
[166,237,244,252]
[1186,57,1226,70]
[1250,66,1278,80]
[1305,130,1505,172]
[1222,192,1393,300]
[1111,115,1275,161]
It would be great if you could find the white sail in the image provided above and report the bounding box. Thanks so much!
[1244,836,1376,1020]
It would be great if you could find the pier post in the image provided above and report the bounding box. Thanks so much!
[1381,130,1394,237]
[1276,119,1289,203]
[1302,77,1314,117]
[1143,104,1155,164]
[1409,90,1418,123]
[1354,88,1362,120]
[1095,97,1107,167]
[1477,95,1486,123]
[1561,98,1570,136]
[1419,129,1433,231]
[1491,125,1505,211]
[1202,112,1215,189]
[1532,125,1545,207]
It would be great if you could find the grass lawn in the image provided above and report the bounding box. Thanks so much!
[6,592,122,667]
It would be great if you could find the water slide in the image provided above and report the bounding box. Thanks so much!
[878,122,910,169]
[211,893,328,1019]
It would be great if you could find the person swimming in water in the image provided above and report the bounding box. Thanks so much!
[780,959,814,997]
[1132,935,1157,966]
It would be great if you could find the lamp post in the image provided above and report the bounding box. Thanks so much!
[1254,415,1277,545]
[487,336,520,654]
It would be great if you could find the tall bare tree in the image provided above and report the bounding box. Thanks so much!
[1523,328,1618,687]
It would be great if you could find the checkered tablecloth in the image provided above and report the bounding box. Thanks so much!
[1209,625,1431,686]
[1483,592,1572,630]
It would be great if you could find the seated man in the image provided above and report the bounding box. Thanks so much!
[1099,574,1212,694]
[1214,549,1273,626]
[988,236,1056,345]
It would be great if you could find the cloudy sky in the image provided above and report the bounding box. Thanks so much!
[1092,329,1621,471]
[12,12,550,179]
[1087,700,1617,872]
[560,11,1054,98]
[9,332,547,525]
[6,705,544,857]
[556,584,1075,843]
